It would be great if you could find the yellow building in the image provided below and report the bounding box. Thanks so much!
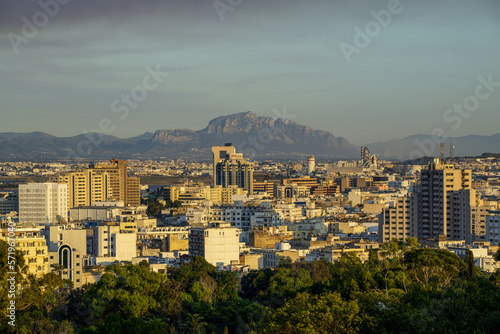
[1,225,49,277]
[50,159,140,208]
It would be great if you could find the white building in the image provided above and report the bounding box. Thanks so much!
[189,221,240,267]
[42,225,86,287]
[307,156,315,175]
[486,213,500,245]
[19,183,68,224]
[89,224,137,263]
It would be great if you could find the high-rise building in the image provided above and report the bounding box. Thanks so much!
[19,183,68,224]
[49,159,140,208]
[215,152,253,194]
[419,159,473,241]
[212,144,235,185]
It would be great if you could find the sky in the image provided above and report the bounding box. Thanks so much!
[0,0,499,145]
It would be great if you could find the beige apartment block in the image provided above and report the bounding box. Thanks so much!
[378,195,419,243]
[49,159,140,208]
[420,159,472,241]
[189,221,240,267]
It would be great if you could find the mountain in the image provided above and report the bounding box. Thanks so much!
[367,133,500,160]
[0,112,358,161]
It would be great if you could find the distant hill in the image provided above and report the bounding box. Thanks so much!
[0,112,358,161]
[367,133,500,161]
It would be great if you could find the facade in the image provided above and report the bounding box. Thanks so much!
[189,221,240,267]
[215,153,253,194]
[1,226,49,277]
[88,224,137,262]
[248,226,294,248]
[212,144,236,185]
[0,191,18,215]
[378,195,419,243]
[137,226,189,252]
[252,180,275,196]
[19,183,68,224]
[486,213,500,245]
[49,159,140,208]
[42,225,87,288]
[162,184,246,206]
[419,159,472,241]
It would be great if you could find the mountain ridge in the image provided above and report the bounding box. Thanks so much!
[0,112,357,161]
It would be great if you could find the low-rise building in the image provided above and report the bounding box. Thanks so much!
[189,221,240,267]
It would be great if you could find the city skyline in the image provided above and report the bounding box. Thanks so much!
[1,0,499,144]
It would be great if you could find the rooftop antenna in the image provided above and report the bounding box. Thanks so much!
[449,143,455,163]
[439,143,445,161]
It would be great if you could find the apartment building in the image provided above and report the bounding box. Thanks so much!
[419,159,472,241]
[49,159,140,208]
[189,221,240,267]
[378,195,419,243]
[0,225,49,277]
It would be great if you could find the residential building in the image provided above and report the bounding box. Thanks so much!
[486,212,500,245]
[419,159,472,241]
[0,225,49,277]
[189,221,240,267]
[378,195,419,243]
[49,159,140,208]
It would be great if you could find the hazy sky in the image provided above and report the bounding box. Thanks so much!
[1,0,499,145]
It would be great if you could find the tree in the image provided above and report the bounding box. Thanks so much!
[258,292,360,334]
[183,313,207,334]
[51,263,67,278]
[405,249,464,287]
[494,249,500,263]
[465,249,478,280]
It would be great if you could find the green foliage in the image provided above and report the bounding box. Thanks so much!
[258,292,361,334]
[405,248,464,287]
[3,241,500,333]
[146,198,165,216]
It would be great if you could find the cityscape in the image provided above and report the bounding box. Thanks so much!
[1,1,500,333]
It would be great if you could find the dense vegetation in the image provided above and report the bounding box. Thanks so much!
[2,239,500,333]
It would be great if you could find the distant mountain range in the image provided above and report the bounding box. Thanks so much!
[0,112,357,161]
[368,133,500,160]
[1,112,498,161]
